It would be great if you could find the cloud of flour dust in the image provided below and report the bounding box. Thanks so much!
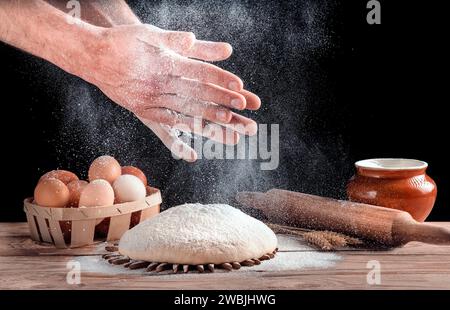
[54,0,350,210]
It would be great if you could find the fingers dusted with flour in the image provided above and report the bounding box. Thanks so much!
[183,41,233,61]
[239,89,261,111]
[218,113,258,136]
[165,78,247,110]
[0,0,261,162]
[200,123,240,145]
[137,107,239,145]
[138,110,239,148]
[137,117,198,162]
[145,28,196,53]
[155,31,196,52]
[171,57,244,92]
[141,24,233,62]
[171,121,240,146]
[136,95,233,124]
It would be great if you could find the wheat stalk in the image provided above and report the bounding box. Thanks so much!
[267,223,364,251]
[302,232,333,251]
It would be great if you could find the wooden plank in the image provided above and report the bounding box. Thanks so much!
[107,213,132,241]
[70,220,96,248]
[47,220,67,248]
[0,254,448,290]
[34,217,52,243]
[0,223,31,236]
[25,214,40,242]
[0,222,449,290]
[140,204,160,222]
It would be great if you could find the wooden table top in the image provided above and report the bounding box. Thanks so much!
[1,222,449,290]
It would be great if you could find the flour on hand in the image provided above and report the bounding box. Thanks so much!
[119,203,278,265]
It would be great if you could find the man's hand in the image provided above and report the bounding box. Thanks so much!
[83,24,258,143]
[0,0,261,161]
[49,0,263,161]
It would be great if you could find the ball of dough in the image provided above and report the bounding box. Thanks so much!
[119,203,277,265]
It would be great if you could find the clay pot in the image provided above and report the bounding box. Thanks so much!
[347,158,437,222]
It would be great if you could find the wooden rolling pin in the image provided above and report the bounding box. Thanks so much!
[236,189,450,246]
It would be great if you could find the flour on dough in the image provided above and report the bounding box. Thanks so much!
[119,203,278,265]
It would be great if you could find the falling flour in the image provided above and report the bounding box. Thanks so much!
[49,0,348,211]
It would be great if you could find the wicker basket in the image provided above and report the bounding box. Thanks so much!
[23,186,161,248]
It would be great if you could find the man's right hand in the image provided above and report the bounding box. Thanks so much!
[0,1,261,161]
[82,24,260,147]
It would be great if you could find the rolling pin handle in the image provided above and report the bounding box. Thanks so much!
[394,220,450,245]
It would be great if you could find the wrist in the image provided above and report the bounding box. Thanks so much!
[56,23,106,81]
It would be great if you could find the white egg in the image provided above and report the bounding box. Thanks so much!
[113,174,146,203]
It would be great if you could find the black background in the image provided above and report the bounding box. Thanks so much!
[3,290,449,307]
[1,0,448,222]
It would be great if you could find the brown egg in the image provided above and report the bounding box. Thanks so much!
[79,179,115,238]
[79,179,115,236]
[88,155,121,184]
[34,178,70,208]
[121,166,148,186]
[40,170,79,185]
[79,179,115,207]
[66,180,88,208]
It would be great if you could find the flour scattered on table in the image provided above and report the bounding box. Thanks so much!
[247,234,341,271]
[75,234,340,276]
[248,251,340,272]
[76,256,143,275]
